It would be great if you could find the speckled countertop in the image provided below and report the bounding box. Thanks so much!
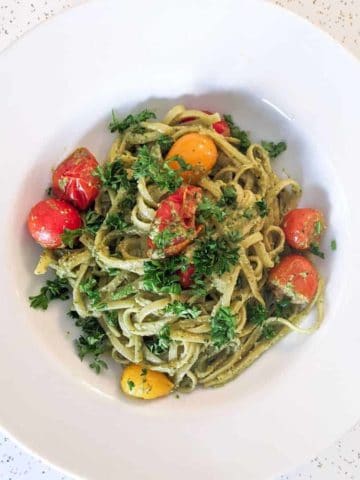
[1,1,360,479]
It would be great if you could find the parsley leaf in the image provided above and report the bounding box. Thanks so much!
[164,301,201,319]
[331,239,337,251]
[242,208,253,220]
[73,315,109,373]
[93,158,132,191]
[246,301,267,326]
[274,296,292,319]
[127,379,135,391]
[151,228,177,250]
[210,307,236,348]
[196,197,226,223]
[223,114,251,153]
[79,277,106,311]
[109,109,156,133]
[62,228,83,248]
[157,134,174,155]
[29,277,70,310]
[84,210,104,234]
[133,145,183,192]
[193,235,239,277]
[256,199,269,218]
[111,285,135,300]
[218,185,237,207]
[309,243,325,259]
[261,141,287,159]
[105,213,129,231]
[145,324,171,355]
[262,324,276,340]
[143,256,187,294]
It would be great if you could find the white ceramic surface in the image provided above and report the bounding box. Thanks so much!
[1,1,360,479]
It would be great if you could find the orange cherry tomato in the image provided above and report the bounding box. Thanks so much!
[166,133,217,183]
[282,208,325,250]
[148,185,203,256]
[28,198,82,249]
[52,147,101,210]
[269,254,319,304]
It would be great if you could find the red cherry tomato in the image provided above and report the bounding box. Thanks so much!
[179,264,196,289]
[148,185,203,256]
[268,254,319,304]
[52,147,101,210]
[180,110,230,136]
[282,208,325,250]
[28,198,82,249]
[212,119,230,136]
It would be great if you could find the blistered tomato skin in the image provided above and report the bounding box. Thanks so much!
[27,198,82,249]
[269,254,319,304]
[121,364,174,400]
[52,147,101,210]
[166,133,218,183]
[148,185,203,257]
[282,208,325,250]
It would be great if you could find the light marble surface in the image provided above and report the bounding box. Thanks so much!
[1,1,360,479]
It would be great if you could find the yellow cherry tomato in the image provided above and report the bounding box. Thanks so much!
[120,364,174,400]
[166,133,218,183]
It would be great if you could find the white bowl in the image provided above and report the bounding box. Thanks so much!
[0,1,359,479]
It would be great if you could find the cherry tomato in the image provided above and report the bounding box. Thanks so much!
[148,185,203,256]
[268,254,319,304]
[212,119,230,136]
[166,133,218,183]
[28,198,82,249]
[179,264,196,288]
[180,110,230,136]
[282,208,325,250]
[52,147,101,210]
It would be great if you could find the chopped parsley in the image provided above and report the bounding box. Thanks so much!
[331,239,337,251]
[274,296,292,319]
[225,231,242,243]
[164,301,201,319]
[62,210,105,247]
[152,228,177,250]
[242,208,253,220]
[157,134,174,155]
[256,199,269,218]
[261,141,287,159]
[29,277,70,310]
[105,213,129,231]
[314,220,323,235]
[210,307,236,348]
[93,158,133,191]
[46,186,52,196]
[111,285,135,300]
[109,109,156,133]
[196,196,226,223]
[72,315,109,373]
[145,324,171,355]
[193,235,239,277]
[79,277,106,311]
[218,185,237,207]
[223,114,251,153]
[133,145,183,192]
[84,210,104,234]
[127,379,135,391]
[61,228,83,248]
[309,243,325,259]
[262,324,276,340]
[246,301,267,326]
[143,256,188,294]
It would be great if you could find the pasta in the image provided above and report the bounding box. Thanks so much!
[29,105,325,398]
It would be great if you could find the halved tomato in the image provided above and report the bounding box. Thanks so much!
[282,208,325,250]
[148,185,203,256]
[268,254,319,304]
